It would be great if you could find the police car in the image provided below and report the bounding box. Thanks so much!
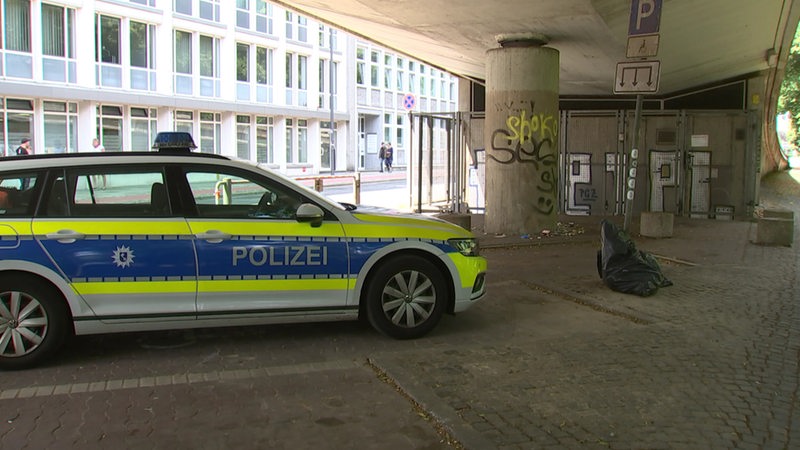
[0,132,486,369]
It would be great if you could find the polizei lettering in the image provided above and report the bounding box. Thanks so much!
[232,245,328,267]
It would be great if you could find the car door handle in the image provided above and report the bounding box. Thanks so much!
[45,229,86,244]
[195,230,232,244]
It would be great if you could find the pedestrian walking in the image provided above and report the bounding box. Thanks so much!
[378,142,386,172]
[384,142,394,173]
[15,138,31,156]
[92,138,107,189]
[15,138,32,189]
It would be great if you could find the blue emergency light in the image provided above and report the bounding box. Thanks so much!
[152,132,197,151]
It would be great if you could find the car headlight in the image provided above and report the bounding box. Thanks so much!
[448,238,480,257]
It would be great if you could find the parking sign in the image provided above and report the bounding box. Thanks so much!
[628,0,662,36]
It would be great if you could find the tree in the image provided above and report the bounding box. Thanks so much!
[778,26,800,151]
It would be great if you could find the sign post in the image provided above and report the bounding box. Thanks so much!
[619,0,662,231]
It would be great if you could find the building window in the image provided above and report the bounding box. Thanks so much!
[370,50,379,87]
[43,101,77,154]
[199,0,220,22]
[41,4,76,83]
[285,52,307,107]
[174,0,191,15]
[96,14,121,87]
[297,16,308,42]
[130,107,157,151]
[130,0,156,6]
[237,115,251,160]
[174,30,192,94]
[235,0,249,28]
[96,105,123,152]
[175,0,220,22]
[384,113,392,143]
[396,115,405,148]
[3,0,31,79]
[199,112,221,154]
[174,110,193,134]
[285,12,307,43]
[285,118,293,163]
[396,58,405,91]
[199,34,220,97]
[284,11,293,40]
[0,98,33,156]
[318,58,337,109]
[256,46,273,103]
[298,119,307,163]
[236,42,249,81]
[130,21,156,91]
[356,47,365,86]
[318,26,338,50]
[236,42,257,102]
[256,0,273,34]
[256,116,274,163]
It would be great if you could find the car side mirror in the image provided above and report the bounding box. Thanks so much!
[296,203,324,227]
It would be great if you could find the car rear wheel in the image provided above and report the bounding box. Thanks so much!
[0,275,69,370]
[365,255,448,339]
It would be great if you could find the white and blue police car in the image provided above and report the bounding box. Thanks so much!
[0,132,487,369]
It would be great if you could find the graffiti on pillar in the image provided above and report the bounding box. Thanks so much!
[489,102,559,215]
[566,153,592,216]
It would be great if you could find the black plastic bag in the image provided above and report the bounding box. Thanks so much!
[596,220,672,296]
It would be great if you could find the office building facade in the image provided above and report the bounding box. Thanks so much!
[0,0,458,174]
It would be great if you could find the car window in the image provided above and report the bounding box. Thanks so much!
[0,172,39,216]
[43,168,169,218]
[185,169,303,219]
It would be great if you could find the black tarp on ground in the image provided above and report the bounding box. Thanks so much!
[596,219,673,297]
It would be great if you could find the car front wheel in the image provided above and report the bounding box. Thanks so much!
[365,255,448,339]
[0,275,69,370]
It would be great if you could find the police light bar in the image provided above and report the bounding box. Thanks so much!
[152,132,197,151]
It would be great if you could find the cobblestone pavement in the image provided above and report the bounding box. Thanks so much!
[1,171,799,449]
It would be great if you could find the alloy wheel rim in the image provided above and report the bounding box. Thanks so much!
[0,291,48,358]
[381,270,436,328]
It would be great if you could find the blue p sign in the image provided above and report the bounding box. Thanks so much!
[628,0,662,36]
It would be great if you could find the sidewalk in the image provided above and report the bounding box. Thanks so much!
[368,169,800,448]
[293,168,407,189]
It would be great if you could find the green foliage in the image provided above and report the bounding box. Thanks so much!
[778,26,800,149]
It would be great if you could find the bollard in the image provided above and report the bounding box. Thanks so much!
[353,173,361,205]
[314,178,323,192]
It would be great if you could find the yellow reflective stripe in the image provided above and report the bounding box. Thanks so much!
[448,253,488,288]
[72,281,197,295]
[187,220,345,237]
[32,220,191,235]
[198,278,350,292]
[343,223,465,241]
[0,224,22,236]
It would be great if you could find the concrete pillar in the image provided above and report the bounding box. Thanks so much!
[484,34,559,235]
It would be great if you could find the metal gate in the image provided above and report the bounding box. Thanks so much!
[408,112,469,213]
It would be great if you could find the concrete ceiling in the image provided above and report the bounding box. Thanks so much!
[272,0,799,97]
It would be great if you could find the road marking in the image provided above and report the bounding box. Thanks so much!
[0,359,363,400]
